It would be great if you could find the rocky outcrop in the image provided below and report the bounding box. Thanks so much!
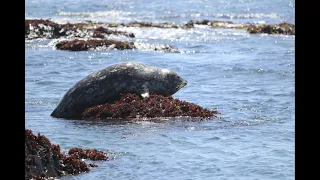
[26,19,294,41]
[126,21,181,28]
[25,129,108,180]
[55,39,135,51]
[81,93,220,120]
[25,19,135,39]
[92,26,135,38]
[25,19,91,39]
[184,20,295,35]
[55,39,181,52]
[185,19,237,29]
[247,22,295,35]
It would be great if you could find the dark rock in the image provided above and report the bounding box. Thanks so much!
[25,19,62,39]
[25,19,134,39]
[93,26,135,38]
[247,22,295,35]
[126,21,180,28]
[68,148,108,161]
[185,20,234,28]
[25,129,108,180]
[55,39,135,51]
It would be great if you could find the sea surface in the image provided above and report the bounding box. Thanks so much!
[25,0,295,179]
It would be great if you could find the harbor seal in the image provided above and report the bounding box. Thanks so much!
[51,62,187,119]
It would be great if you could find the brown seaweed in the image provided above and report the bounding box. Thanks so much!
[81,93,220,120]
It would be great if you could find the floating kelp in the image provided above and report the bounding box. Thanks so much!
[25,129,108,180]
[81,93,219,120]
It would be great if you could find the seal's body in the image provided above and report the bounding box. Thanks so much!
[51,62,187,119]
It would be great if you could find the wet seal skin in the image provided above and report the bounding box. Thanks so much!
[51,62,187,119]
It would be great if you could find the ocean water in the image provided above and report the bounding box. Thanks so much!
[25,0,295,179]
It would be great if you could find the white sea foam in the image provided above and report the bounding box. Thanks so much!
[58,10,133,18]
[114,26,248,43]
[213,13,280,19]
[133,42,180,53]
[57,10,135,22]
[160,12,280,20]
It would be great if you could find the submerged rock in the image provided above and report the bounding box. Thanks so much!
[247,22,295,35]
[55,39,180,52]
[126,21,181,28]
[93,26,135,38]
[55,39,135,51]
[185,19,295,34]
[186,19,234,28]
[81,93,220,120]
[25,129,108,180]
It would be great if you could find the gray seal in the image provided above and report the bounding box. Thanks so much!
[51,62,187,119]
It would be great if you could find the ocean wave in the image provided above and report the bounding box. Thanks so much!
[25,43,52,49]
[54,11,280,25]
[58,10,134,18]
[213,13,280,19]
[116,26,248,43]
[25,101,44,105]
[160,12,280,20]
[223,67,275,74]
[230,117,278,127]
[57,10,137,22]
[133,42,178,52]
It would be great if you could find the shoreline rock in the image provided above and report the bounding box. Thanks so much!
[25,129,108,180]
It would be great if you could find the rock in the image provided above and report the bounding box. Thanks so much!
[25,129,108,180]
[93,26,135,38]
[81,93,220,120]
[55,39,134,51]
[247,22,295,35]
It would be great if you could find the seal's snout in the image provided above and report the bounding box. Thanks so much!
[180,81,187,89]
[176,79,187,91]
[182,79,187,87]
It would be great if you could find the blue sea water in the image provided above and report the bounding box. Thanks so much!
[25,0,295,179]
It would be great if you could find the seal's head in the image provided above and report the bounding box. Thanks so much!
[166,71,187,94]
[145,67,187,96]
